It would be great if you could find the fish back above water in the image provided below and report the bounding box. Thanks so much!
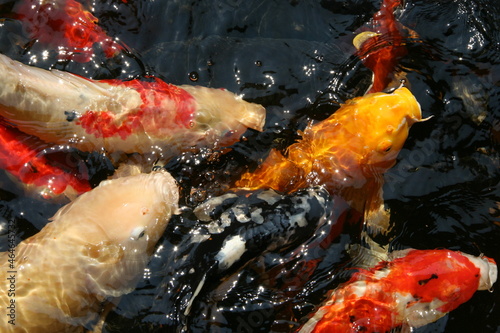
[0,53,265,155]
[0,171,179,332]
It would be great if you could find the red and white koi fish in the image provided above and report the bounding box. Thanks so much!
[299,249,497,333]
[0,171,179,332]
[0,123,92,199]
[14,0,124,62]
[0,53,265,155]
[236,87,422,214]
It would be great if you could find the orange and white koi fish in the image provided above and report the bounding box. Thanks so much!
[0,53,265,155]
[0,171,179,332]
[300,249,497,333]
[236,86,422,213]
[14,0,124,62]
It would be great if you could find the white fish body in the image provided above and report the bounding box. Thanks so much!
[0,171,179,332]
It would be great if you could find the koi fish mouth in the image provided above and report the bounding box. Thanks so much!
[462,253,498,291]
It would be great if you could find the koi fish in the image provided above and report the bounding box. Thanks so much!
[353,0,409,93]
[236,86,422,213]
[0,123,92,199]
[14,0,123,62]
[299,249,498,333]
[0,53,265,155]
[0,171,179,332]
[192,186,332,273]
[102,185,335,329]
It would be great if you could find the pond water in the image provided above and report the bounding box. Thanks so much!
[0,0,499,332]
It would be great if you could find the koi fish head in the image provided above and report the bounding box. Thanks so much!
[84,171,179,254]
[338,86,422,176]
[389,249,497,328]
[180,85,266,147]
[52,171,179,295]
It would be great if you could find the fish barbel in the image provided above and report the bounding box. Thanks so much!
[0,171,179,332]
[0,53,265,155]
[236,86,422,212]
[299,249,498,333]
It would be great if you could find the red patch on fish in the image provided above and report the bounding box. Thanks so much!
[0,122,91,197]
[305,249,487,333]
[381,249,481,313]
[76,78,196,139]
[15,0,123,62]
[357,0,407,93]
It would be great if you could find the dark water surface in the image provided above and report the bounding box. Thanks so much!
[0,0,499,332]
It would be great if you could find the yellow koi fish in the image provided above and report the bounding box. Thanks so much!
[0,171,179,332]
[236,87,422,214]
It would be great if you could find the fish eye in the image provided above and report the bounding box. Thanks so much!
[130,227,146,240]
[377,141,392,154]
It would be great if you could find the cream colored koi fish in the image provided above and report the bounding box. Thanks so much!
[0,171,179,332]
[0,53,265,155]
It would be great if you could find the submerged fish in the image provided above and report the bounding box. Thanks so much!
[0,123,92,199]
[236,86,422,214]
[299,249,497,333]
[0,171,179,332]
[14,0,124,62]
[0,53,265,155]
[353,0,410,93]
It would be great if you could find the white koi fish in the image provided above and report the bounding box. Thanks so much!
[0,171,179,332]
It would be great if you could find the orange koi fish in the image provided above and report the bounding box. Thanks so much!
[353,0,408,93]
[0,123,91,199]
[236,86,421,213]
[14,0,123,62]
[0,53,265,155]
[300,249,497,333]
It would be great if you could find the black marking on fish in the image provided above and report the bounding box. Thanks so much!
[193,187,330,273]
[64,110,79,122]
[418,274,438,286]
